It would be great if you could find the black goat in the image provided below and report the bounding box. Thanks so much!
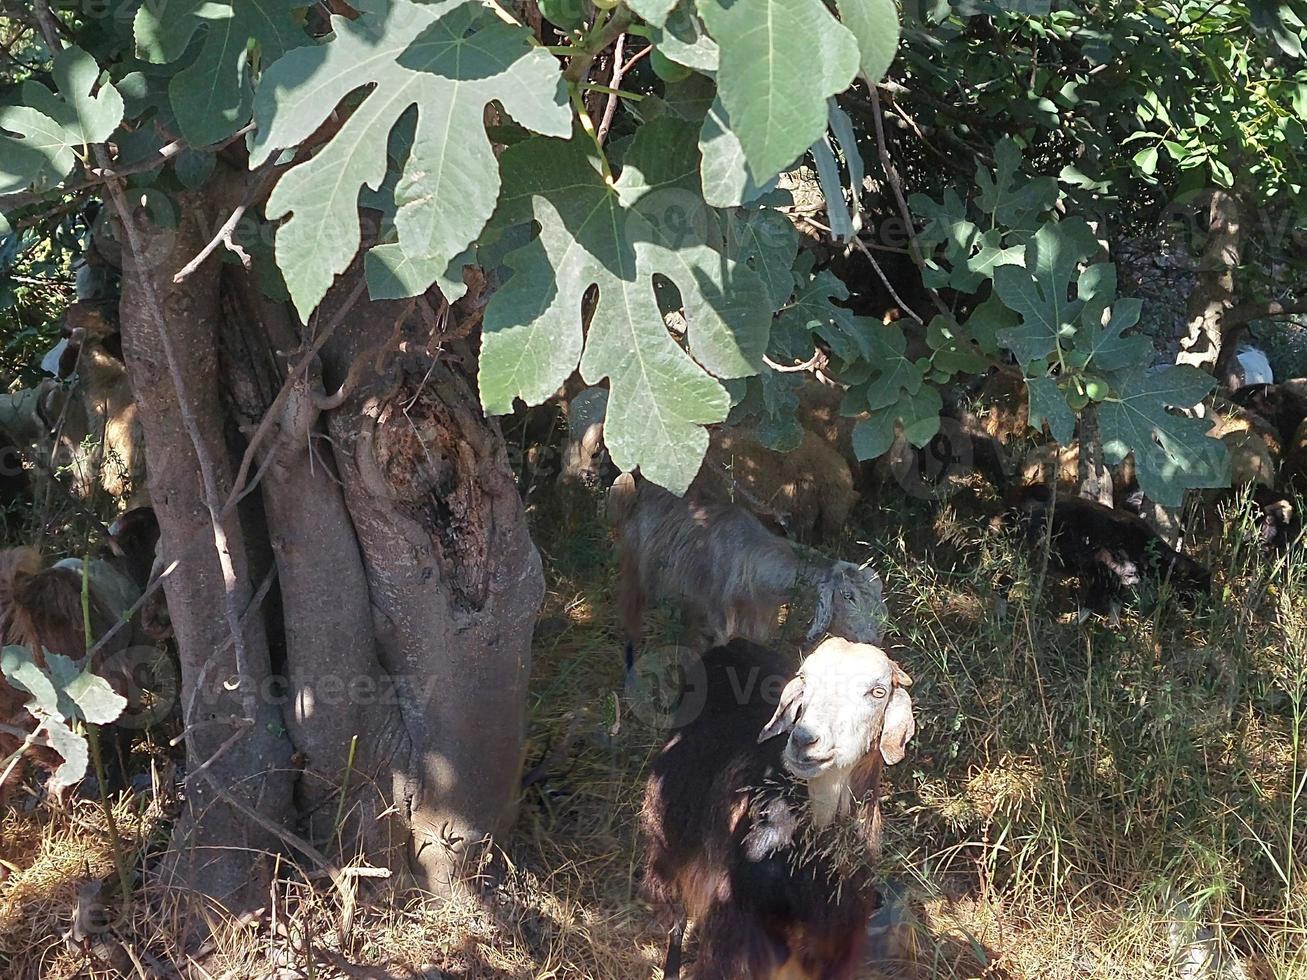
[641,637,915,979]
[1009,485,1211,618]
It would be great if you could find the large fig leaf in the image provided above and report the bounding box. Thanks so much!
[1099,365,1230,506]
[835,0,900,84]
[134,0,305,145]
[22,47,124,148]
[697,0,860,182]
[251,0,569,319]
[724,206,799,312]
[479,117,771,494]
[994,217,1100,363]
[0,47,123,194]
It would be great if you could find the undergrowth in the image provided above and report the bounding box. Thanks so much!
[0,480,1303,978]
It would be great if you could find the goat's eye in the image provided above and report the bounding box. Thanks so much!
[870,686,888,699]
[591,449,603,460]
[841,590,855,601]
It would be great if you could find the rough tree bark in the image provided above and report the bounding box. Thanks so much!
[118,188,296,911]
[1177,187,1245,382]
[116,173,545,910]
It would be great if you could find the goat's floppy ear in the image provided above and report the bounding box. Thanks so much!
[758,676,804,743]
[804,577,835,643]
[879,687,915,765]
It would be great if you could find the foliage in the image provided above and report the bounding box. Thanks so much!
[1,0,1304,497]
[0,645,125,791]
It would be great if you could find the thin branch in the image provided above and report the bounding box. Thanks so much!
[850,235,926,326]
[866,86,951,319]
[763,351,828,373]
[621,44,652,74]
[596,34,627,145]
[173,167,278,283]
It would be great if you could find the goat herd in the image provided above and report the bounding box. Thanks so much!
[1,282,1305,976]
[546,365,1305,977]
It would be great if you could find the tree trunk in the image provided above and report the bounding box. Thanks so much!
[117,189,296,912]
[315,277,544,891]
[1177,188,1245,380]
[117,180,544,908]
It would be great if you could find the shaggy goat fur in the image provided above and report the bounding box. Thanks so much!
[609,474,887,665]
[559,386,858,541]
[1009,485,1211,617]
[641,639,915,979]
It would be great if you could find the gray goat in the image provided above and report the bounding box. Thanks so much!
[609,472,887,668]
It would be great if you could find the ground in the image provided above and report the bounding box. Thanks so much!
[0,477,1304,979]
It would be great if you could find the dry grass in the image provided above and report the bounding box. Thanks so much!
[0,483,1304,978]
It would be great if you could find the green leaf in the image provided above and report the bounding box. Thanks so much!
[700,96,776,207]
[538,0,585,31]
[0,46,124,194]
[649,3,720,72]
[1075,298,1149,372]
[629,0,680,28]
[0,106,76,193]
[698,0,860,181]
[135,0,306,145]
[772,270,873,364]
[852,411,896,460]
[21,46,124,147]
[835,0,899,83]
[60,663,128,726]
[855,384,942,459]
[1098,365,1229,507]
[251,0,569,319]
[1,646,60,716]
[1026,376,1074,444]
[1133,145,1159,176]
[994,217,1100,364]
[479,117,770,494]
[975,137,1059,230]
[43,718,89,791]
[811,135,853,242]
[964,297,1018,356]
[724,207,799,312]
[848,321,923,411]
[926,314,989,375]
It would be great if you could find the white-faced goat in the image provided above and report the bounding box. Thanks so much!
[641,637,916,979]
[609,473,887,668]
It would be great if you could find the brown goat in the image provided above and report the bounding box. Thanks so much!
[559,387,859,542]
[0,542,146,797]
[695,426,858,542]
[641,638,916,979]
[609,473,887,670]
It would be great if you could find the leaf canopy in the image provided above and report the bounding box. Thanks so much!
[479,116,771,493]
[251,0,570,319]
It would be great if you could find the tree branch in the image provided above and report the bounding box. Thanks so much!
[1222,299,1307,330]
[866,87,951,319]
[596,33,626,146]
